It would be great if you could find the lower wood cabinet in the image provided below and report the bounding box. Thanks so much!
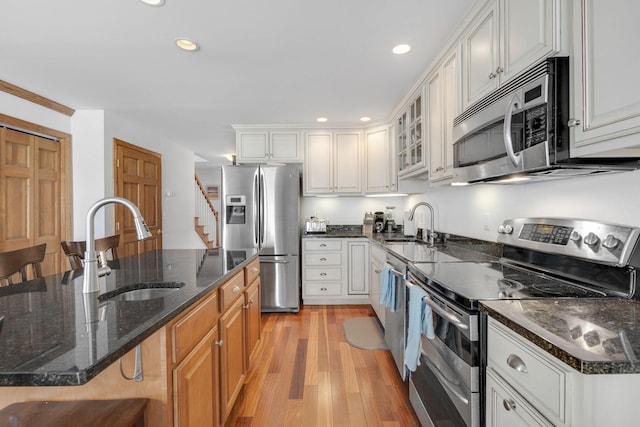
[173,326,220,427]
[244,277,261,370]
[219,296,246,423]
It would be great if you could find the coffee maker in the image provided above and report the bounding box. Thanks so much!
[374,211,386,233]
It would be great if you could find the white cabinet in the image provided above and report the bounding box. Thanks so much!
[427,46,461,182]
[347,240,369,295]
[364,126,397,193]
[235,128,302,163]
[304,131,362,195]
[302,238,369,304]
[462,0,561,109]
[570,0,640,156]
[396,91,427,178]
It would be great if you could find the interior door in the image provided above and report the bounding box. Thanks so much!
[114,139,162,256]
[0,127,65,275]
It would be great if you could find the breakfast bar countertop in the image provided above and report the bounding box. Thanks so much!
[0,248,258,386]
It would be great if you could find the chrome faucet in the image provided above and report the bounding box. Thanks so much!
[83,197,152,294]
[408,202,436,246]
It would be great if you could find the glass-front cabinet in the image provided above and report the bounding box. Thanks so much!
[397,90,427,177]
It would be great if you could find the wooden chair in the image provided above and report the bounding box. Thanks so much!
[0,243,46,286]
[60,234,120,270]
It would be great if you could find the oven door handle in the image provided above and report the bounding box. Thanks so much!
[422,296,469,331]
[390,267,405,279]
[422,354,469,405]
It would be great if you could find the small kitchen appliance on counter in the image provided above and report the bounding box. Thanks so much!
[374,211,386,233]
[304,217,328,234]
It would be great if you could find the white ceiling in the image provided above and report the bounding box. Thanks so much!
[1,0,472,163]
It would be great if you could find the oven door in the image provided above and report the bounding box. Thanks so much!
[407,275,480,427]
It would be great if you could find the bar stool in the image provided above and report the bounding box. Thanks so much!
[61,235,120,270]
[0,398,147,427]
[0,243,46,286]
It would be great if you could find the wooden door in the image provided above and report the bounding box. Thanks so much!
[219,297,245,424]
[244,278,261,371]
[0,127,64,275]
[114,139,162,256]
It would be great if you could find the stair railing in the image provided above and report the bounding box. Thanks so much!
[194,174,220,249]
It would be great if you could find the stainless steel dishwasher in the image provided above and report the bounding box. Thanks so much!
[384,251,408,381]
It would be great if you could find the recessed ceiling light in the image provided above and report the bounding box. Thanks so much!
[139,0,165,6]
[317,117,328,123]
[392,44,411,55]
[175,38,200,52]
[360,116,372,122]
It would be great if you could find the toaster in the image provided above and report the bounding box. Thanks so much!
[304,217,328,234]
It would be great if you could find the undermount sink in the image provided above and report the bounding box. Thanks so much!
[384,237,424,243]
[98,281,185,302]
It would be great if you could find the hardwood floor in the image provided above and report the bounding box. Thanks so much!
[227,305,420,426]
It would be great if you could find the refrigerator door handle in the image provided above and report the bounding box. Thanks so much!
[259,170,265,247]
[253,172,259,246]
[260,258,290,264]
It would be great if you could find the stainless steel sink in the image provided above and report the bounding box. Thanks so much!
[98,281,185,302]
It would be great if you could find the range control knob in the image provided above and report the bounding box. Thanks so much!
[498,224,514,234]
[603,235,620,250]
[569,231,582,243]
[584,232,600,247]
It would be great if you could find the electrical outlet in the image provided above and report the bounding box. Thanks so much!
[483,213,491,231]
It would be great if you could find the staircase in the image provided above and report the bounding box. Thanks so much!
[194,174,220,249]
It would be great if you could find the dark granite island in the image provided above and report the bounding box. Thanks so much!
[0,248,258,426]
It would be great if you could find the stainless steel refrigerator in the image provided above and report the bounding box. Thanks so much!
[221,165,300,312]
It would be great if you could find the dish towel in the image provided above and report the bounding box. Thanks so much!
[404,286,435,372]
[379,263,397,311]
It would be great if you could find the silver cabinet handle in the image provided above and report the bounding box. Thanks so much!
[232,285,241,294]
[320,243,327,247]
[496,66,504,74]
[320,272,327,276]
[506,354,528,373]
[488,72,497,79]
[215,339,224,347]
[320,257,327,261]
[320,287,327,291]
[422,296,468,331]
[503,399,516,411]
[567,118,581,127]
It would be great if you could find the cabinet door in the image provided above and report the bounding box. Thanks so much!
[173,326,220,427]
[219,297,246,423]
[347,240,369,295]
[486,370,553,427]
[304,132,333,194]
[334,132,362,193]
[365,127,394,193]
[244,278,261,370]
[270,131,301,162]
[237,132,269,163]
[462,3,499,109]
[427,68,444,181]
[499,0,559,83]
[572,0,640,155]
[442,47,460,177]
[369,254,384,324]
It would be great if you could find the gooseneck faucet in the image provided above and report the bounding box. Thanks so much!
[408,202,436,246]
[83,197,152,294]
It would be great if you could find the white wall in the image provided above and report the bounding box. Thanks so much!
[302,169,640,242]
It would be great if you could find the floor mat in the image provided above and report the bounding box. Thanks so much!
[343,316,388,350]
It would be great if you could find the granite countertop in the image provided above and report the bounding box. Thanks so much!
[481,299,640,374]
[0,248,258,386]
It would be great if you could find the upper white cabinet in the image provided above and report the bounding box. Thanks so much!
[304,130,362,195]
[364,125,397,193]
[428,46,461,182]
[235,128,302,163]
[570,0,640,156]
[396,91,427,178]
[462,0,561,109]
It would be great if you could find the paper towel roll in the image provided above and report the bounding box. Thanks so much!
[403,211,416,236]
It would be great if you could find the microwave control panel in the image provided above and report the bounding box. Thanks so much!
[524,104,548,148]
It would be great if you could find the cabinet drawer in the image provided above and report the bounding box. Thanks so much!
[244,257,260,285]
[487,319,567,423]
[304,253,342,266]
[304,282,342,296]
[303,239,342,251]
[304,267,342,281]
[171,290,219,364]
[220,271,245,312]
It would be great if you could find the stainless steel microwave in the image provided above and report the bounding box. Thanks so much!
[452,57,639,184]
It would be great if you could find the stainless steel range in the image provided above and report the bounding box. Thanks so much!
[405,218,640,427]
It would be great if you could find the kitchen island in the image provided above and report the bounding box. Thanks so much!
[0,248,259,426]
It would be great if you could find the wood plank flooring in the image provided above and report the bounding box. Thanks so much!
[227,305,420,426]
